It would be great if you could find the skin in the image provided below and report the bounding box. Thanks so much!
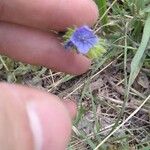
[0,0,98,149]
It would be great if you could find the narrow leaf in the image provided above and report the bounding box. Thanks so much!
[128,13,150,88]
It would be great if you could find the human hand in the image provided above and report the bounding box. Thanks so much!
[0,83,77,150]
[0,0,98,75]
[0,0,98,149]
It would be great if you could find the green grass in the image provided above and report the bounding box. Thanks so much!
[0,0,150,150]
[95,0,108,26]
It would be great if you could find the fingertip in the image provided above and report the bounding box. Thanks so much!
[27,99,71,150]
[0,83,73,150]
[54,0,99,30]
[43,47,91,75]
[74,0,99,27]
[63,100,77,119]
[66,53,91,75]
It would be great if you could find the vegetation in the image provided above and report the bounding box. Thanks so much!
[0,0,150,149]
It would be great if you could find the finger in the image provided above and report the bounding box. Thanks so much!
[64,100,77,119]
[0,22,91,75]
[0,0,98,30]
[0,82,76,150]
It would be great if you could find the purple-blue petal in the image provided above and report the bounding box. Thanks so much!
[77,43,92,54]
[64,40,74,49]
[69,26,98,54]
[64,26,99,54]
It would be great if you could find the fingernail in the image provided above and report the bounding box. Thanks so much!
[26,99,72,150]
[26,102,43,150]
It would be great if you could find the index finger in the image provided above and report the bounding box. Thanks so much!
[0,0,98,30]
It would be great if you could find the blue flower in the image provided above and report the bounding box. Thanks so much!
[65,26,99,54]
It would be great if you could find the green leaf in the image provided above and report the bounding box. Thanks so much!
[143,4,150,12]
[63,28,74,41]
[95,0,108,30]
[128,13,150,89]
[87,39,107,59]
[87,44,106,59]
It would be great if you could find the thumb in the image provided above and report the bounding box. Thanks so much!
[0,83,76,150]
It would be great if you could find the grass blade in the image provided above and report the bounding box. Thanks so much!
[95,0,108,26]
[128,13,150,89]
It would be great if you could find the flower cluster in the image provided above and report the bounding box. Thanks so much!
[64,26,106,59]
